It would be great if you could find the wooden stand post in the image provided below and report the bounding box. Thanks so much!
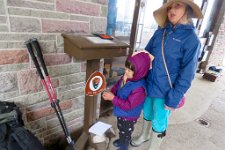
[83,59,100,132]
[75,59,100,149]
[62,34,129,150]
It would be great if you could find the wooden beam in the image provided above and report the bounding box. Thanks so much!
[130,0,141,54]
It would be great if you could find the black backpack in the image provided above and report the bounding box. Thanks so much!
[0,101,44,150]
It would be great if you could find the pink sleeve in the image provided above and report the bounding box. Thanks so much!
[112,87,146,110]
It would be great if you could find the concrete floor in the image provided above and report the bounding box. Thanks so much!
[98,73,225,150]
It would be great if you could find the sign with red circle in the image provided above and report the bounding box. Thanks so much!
[85,71,106,96]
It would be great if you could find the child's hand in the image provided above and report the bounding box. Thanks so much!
[123,74,127,82]
[102,91,115,101]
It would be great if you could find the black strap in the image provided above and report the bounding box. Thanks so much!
[0,110,17,124]
[157,130,166,138]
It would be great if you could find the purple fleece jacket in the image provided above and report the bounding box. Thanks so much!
[111,52,151,120]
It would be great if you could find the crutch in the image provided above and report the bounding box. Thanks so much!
[25,38,75,150]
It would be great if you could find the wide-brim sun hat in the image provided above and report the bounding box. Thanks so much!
[153,0,204,27]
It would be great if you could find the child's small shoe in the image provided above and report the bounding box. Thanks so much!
[117,141,129,150]
[113,139,122,147]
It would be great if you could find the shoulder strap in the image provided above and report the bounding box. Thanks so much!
[161,30,173,88]
[0,110,17,124]
[0,101,24,126]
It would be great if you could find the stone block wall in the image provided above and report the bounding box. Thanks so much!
[0,0,107,146]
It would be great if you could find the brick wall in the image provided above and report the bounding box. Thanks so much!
[0,0,107,146]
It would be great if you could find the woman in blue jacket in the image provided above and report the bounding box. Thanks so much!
[131,0,203,149]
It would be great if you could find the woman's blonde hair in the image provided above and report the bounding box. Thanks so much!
[186,6,194,24]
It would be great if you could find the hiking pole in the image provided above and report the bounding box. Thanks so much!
[29,38,72,142]
[26,40,75,150]
[25,40,75,150]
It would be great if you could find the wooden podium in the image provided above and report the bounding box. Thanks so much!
[62,34,130,149]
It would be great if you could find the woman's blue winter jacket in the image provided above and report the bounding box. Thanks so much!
[145,23,201,108]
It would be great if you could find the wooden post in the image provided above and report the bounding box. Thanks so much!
[130,0,141,54]
[75,59,100,150]
[83,59,100,132]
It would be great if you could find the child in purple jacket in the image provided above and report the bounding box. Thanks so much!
[102,51,153,150]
